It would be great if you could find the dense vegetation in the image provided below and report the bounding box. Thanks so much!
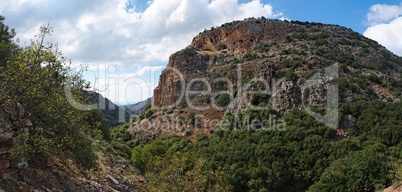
[130,100,402,191]
[2,15,402,191]
[0,16,107,169]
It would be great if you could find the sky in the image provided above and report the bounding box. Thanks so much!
[0,0,401,104]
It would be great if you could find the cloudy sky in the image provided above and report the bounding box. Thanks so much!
[1,0,401,104]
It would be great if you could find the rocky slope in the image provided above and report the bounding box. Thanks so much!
[135,17,402,138]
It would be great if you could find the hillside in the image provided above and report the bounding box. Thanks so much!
[134,17,401,138]
[124,98,152,116]
[85,91,130,127]
[129,18,402,191]
[1,16,402,191]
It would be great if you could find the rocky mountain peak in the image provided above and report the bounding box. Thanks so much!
[147,17,402,138]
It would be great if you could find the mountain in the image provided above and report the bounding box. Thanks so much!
[85,91,130,127]
[124,97,152,116]
[1,17,401,191]
[134,17,401,138]
[129,18,402,191]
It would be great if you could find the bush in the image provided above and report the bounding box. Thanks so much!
[285,69,297,81]
[71,132,98,170]
[250,93,270,107]
[145,108,155,118]
[215,93,231,107]
[368,73,381,84]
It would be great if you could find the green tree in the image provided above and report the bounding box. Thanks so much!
[0,22,100,169]
[0,15,19,67]
[309,143,390,191]
[142,156,231,192]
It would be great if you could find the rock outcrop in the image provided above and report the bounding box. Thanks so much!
[146,18,402,137]
[153,18,402,112]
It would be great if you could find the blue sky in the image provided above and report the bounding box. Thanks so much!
[265,0,402,33]
[1,0,401,104]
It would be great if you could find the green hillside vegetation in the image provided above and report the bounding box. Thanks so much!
[130,100,402,191]
[1,15,402,191]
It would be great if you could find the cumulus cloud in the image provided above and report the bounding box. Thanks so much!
[364,3,402,56]
[366,3,402,25]
[1,0,284,103]
[0,0,283,67]
[364,17,402,56]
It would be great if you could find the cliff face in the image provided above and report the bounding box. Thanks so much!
[190,20,288,53]
[147,18,402,138]
[154,18,401,111]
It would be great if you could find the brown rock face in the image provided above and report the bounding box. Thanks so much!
[152,17,402,122]
[153,48,209,106]
[191,19,288,53]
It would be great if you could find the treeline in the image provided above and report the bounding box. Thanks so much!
[129,100,402,191]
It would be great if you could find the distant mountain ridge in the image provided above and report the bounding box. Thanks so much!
[123,97,152,116]
[85,91,130,127]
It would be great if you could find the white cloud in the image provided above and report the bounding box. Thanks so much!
[110,66,164,78]
[366,3,402,25]
[0,0,283,103]
[1,0,283,67]
[364,3,402,56]
[364,17,402,56]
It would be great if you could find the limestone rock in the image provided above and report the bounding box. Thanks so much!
[147,18,402,137]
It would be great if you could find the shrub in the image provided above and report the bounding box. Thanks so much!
[145,108,155,118]
[215,93,231,107]
[251,93,270,107]
[368,73,381,84]
[285,69,297,81]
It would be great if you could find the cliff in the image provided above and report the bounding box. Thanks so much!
[138,18,402,138]
[153,18,402,111]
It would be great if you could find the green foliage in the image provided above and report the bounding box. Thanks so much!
[242,52,258,61]
[351,62,363,69]
[82,109,110,140]
[110,123,132,143]
[285,69,297,81]
[339,53,354,65]
[250,92,270,107]
[144,107,155,118]
[304,69,318,79]
[214,93,231,107]
[0,19,103,169]
[354,101,402,146]
[144,103,151,111]
[70,131,98,169]
[368,73,381,84]
[0,16,19,67]
[131,135,180,173]
[134,101,402,191]
[109,123,133,159]
[314,38,327,46]
[142,156,231,191]
[309,143,390,191]
[292,84,302,105]
[303,87,310,105]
